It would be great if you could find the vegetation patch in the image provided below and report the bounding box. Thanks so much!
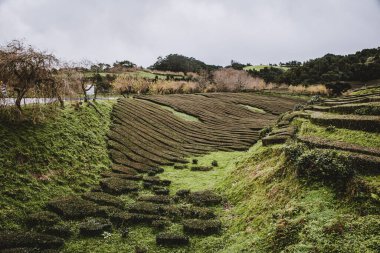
[25,211,61,228]
[191,166,213,172]
[156,232,190,246]
[100,177,139,195]
[47,196,106,219]
[188,191,222,206]
[137,195,172,204]
[183,219,222,235]
[82,192,125,209]
[0,231,64,250]
[79,218,112,237]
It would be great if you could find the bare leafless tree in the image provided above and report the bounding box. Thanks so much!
[0,40,59,114]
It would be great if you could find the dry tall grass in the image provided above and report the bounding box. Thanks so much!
[288,84,329,95]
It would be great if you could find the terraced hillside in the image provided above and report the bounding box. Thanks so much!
[108,93,302,173]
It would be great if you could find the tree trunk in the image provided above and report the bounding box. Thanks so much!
[57,94,65,108]
[93,86,97,102]
[14,88,27,115]
[81,82,88,102]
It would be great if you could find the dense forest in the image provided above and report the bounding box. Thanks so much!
[149,54,221,73]
[248,47,380,84]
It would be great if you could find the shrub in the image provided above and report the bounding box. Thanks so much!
[183,219,222,235]
[143,176,171,186]
[283,143,307,163]
[267,219,304,252]
[296,149,354,186]
[188,191,222,206]
[174,165,188,170]
[191,166,213,171]
[43,224,73,239]
[152,220,171,230]
[259,126,272,138]
[82,192,125,209]
[354,107,380,115]
[293,103,304,111]
[307,95,322,105]
[176,189,191,198]
[0,231,64,250]
[181,206,216,219]
[325,125,336,132]
[153,186,170,195]
[137,195,172,204]
[79,218,112,237]
[211,160,218,167]
[192,159,198,164]
[25,211,61,228]
[47,196,106,219]
[100,178,139,195]
[156,232,190,246]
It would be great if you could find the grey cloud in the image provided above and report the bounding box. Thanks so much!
[0,0,379,67]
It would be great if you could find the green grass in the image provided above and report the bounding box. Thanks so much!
[160,105,200,122]
[162,151,244,193]
[350,86,380,95]
[0,101,114,229]
[243,65,289,71]
[240,104,266,114]
[295,118,380,148]
[213,142,380,252]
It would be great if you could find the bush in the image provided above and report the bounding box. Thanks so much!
[259,126,272,138]
[25,211,61,228]
[211,160,218,167]
[296,149,354,186]
[0,231,64,250]
[181,206,216,219]
[283,143,307,163]
[192,159,198,164]
[293,103,304,111]
[191,166,213,171]
[183,219,221,235]
[156,232,190,246]
[354,107,380,115]
[153,186,170,195]
[100,177,139,195]
[152,220,171,230]
[43,224,73,239]
[79,218,112,237]
[176,189,191,198]
[267,219,304,252]
[47,196,106,219]
[174,165,188,170]
[82,192,125,209]
[188,191,222,206]
[307,95,322,105]
[137,195,172,204]
[325,125,336,132]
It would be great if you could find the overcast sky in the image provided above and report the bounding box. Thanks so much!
[1,0,379,67]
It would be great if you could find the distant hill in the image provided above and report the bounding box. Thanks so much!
[243,65,289,71]
[248,47,380,84]
[149,54,221,73]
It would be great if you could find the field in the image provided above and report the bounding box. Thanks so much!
[1,90,379,252]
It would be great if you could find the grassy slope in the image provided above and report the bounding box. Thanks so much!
[216,143,379,253]
[1,94,378,252]
[0,101,114,229]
